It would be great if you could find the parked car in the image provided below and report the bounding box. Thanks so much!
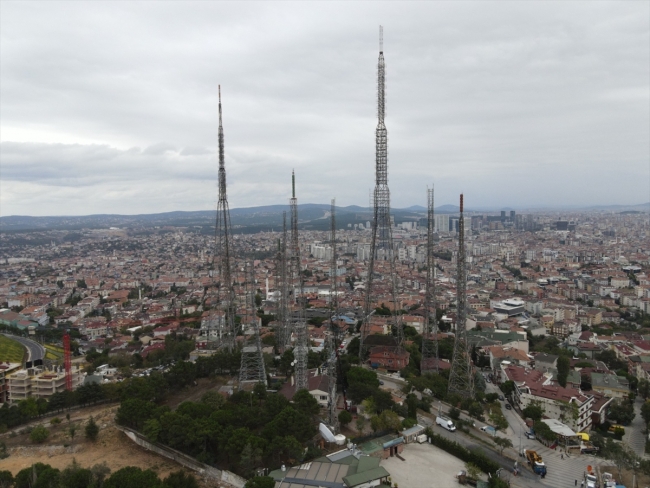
[505,403,512,410]
[525,432,536,440]
[498,395,505,401]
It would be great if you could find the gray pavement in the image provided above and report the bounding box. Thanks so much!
[623,398,647,458]
[1,333,45,362]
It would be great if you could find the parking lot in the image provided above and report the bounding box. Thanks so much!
[381,442,466,488]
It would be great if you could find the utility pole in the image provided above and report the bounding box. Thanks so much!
[448,194,475,398]
[290,172,308,392]
[421,187,439,374]
[360,26,403,361]
[212,86,237,352]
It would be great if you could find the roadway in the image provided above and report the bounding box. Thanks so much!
[1,333,45,362]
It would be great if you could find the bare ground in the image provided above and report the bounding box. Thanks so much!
[0,401,216,486]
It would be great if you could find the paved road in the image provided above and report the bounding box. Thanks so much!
[623,398,647,458]
[1,333,45,362]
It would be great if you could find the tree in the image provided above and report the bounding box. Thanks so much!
[608,399,635,425]
[641,400,650,426]
[104,466,162,488]
[0,471,13,488]
[85,416,99,441]
[30,425,50,444]
[163,471,199,488]
[500,380,515,397]
[338,410,353,427]
[493,436,513,455]
[355,417,365,433]
[522,403,544,422]
[465,462,482,481]
[557,355,570,387]
[406,393,418,420]
[639,379,650,399]
[60,460,94,488]
[201,390,226,410]
[245,476,275,488]
[14,463,61,488]
[68,424,77,445]
[292,389,320,415]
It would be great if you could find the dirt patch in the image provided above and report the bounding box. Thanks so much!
[0,404,212,487]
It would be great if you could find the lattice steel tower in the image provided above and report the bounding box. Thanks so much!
[290,172,308,391]
[239,263,267,386]
[327,199,339,432]
[276,212,291,351]
[447,194,474,398]
[421,187,439,374]
[360,26,403,359]
[213,85,237,352]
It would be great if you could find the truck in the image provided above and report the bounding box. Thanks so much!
[436,415,456,432]
[524,450,547,475]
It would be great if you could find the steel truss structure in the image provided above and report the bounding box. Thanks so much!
[239,263,267,386]
[290,172,308,392]
[421,187,439,374]
[211,86,237,352]
[447,194,475,398]
[360,26,403,360]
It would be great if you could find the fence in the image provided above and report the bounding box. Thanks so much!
[117,426,247,488]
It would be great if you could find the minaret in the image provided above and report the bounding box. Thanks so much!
[448,194,474,397]
[213,85,237,352]
[360,26,403,360]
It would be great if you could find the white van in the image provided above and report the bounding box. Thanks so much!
[436,416,456,432]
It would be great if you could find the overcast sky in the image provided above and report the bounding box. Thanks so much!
[1,1,648,217]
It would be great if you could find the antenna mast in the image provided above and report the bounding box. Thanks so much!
[360,26,404,363]
[239,262,267,387]
[290,172,308,392]
[448,194,474,397]
[327,199,340,432]
[210,85,237,352]
[421,187,439,373]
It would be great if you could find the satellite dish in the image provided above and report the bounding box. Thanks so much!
[291,361,296,366]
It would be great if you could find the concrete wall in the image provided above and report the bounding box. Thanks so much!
[117,426,246,488]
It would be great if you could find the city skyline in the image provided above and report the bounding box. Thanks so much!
[1,2,648,217]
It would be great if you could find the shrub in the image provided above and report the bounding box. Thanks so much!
[50,417,62,425]
[30,426,50,444]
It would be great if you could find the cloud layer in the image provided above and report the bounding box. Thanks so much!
[1,2,648,216]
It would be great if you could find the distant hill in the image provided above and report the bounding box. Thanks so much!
[2,201,647,232]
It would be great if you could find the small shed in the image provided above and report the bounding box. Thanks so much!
[401,424,426,444]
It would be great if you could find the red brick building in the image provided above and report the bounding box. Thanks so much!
[368,346,410,371]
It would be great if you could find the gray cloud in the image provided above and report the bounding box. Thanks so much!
[0,1,648,216]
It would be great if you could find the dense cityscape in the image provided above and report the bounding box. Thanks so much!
[1,4,649,488]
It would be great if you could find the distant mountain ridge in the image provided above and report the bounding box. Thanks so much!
[1,202,648,232]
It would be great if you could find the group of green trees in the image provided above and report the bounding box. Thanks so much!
[0,461,198,488]
[116,385,319,478]
[0,382,112,431]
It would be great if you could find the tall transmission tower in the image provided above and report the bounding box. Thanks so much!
[290,172,308,392]
[212,85,237,352]
[329,199,339,329]
[448,194,474,398]
[327,199,339,432]
[360,26,403,360]
[239,263,267,386]
[421,187,439,374]
[276,212,291,351]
